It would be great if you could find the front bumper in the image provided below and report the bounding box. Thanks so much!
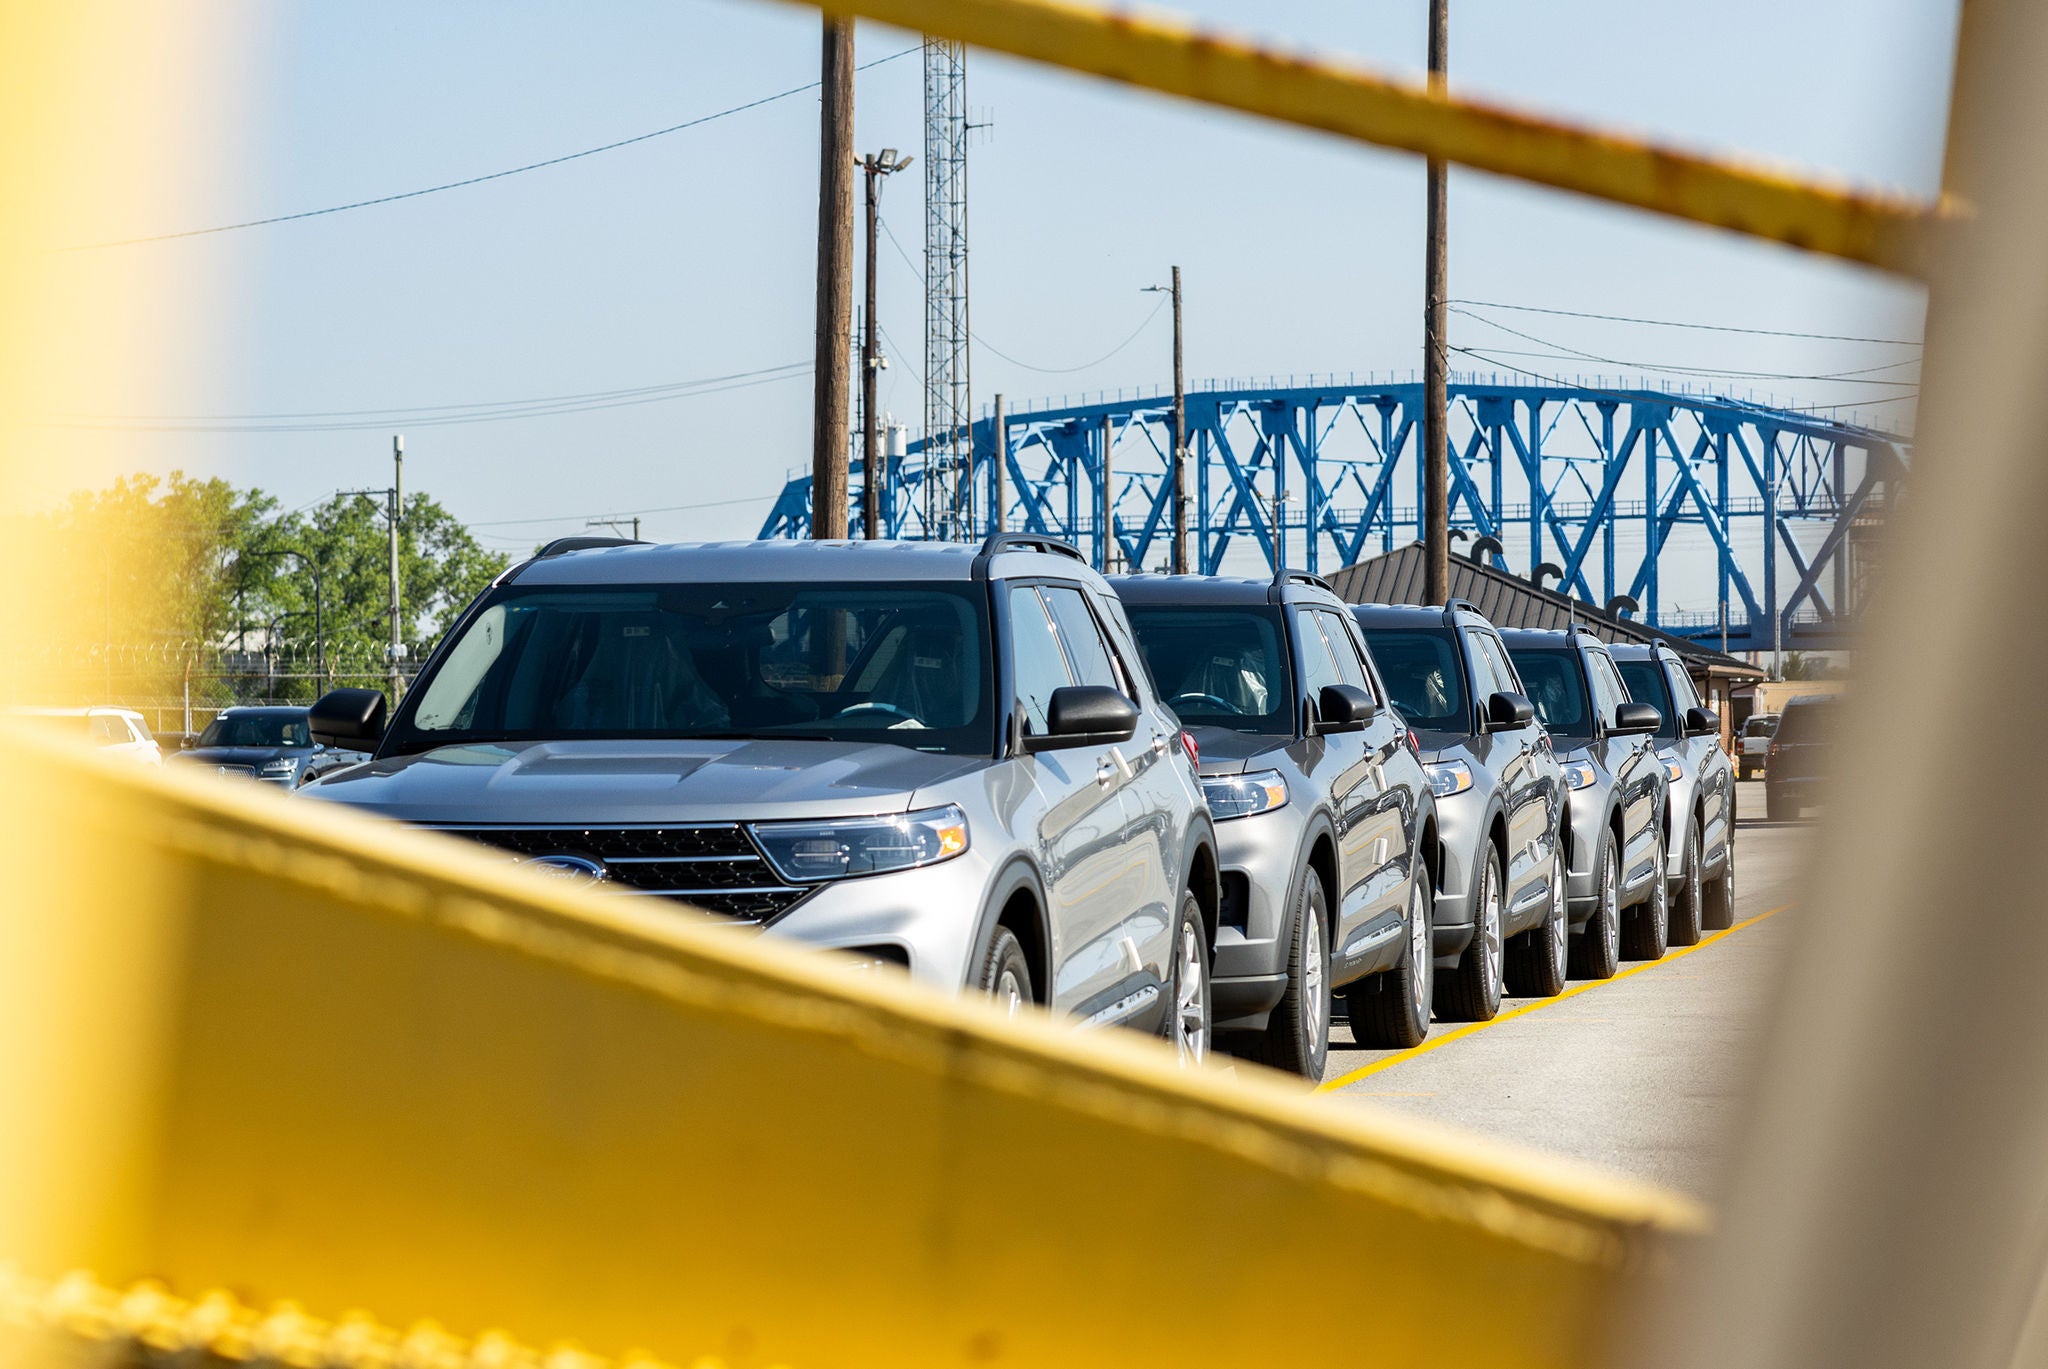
[1208,802,1313,1032]
[761,846,1002,995]
[1563,786,1607,929]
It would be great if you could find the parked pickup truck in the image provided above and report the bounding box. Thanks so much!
[1737,713,1777,780]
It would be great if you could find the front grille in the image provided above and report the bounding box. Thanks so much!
[212,764,258,779]
[430,823,810,924]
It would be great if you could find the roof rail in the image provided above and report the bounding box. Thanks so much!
[1442,596,1481,626]
[1267,567,1333,604]
[534,535,644,559]
[972,532,1087,580]
[497,535,645,586]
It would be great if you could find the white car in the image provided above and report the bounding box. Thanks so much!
[10,705,165,766]
[1737,713,1778,780]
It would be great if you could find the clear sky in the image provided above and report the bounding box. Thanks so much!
[50,0,1958,561]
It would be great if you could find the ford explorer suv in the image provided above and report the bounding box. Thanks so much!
[303,535,1221,1060]
[1351,601,1566,1021]
[1503,628,1669,978]
[1611,642,1737,936]
[1115,570,1438,1077]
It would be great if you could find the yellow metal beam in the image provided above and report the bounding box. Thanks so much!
[801,0,1956,278]
[0,728,1703,1369]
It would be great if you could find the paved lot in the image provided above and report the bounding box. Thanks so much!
[1316,781,1811,1199]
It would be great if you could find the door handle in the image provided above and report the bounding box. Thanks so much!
[1150,730,1168,757]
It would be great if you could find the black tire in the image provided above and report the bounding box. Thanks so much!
[1435,843,1504,1023]
[1161,890,1212,1065]
[1620,826,1670,961]
[1349,858,1435,1049]
[1766,790,1789,822]
[975,926,1033,1016]
[1569,836,1622,980]
[1505,851,1568,999]
[1738,760,1754,781]
[1258,868,1331,1078]
[1702,828,1737,930]
[1668,817,1704,948]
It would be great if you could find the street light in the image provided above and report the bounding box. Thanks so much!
[861,148,914,539]
[242,545,326,692]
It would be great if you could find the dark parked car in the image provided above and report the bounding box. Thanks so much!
[176,705,325,786]
[1765,693,1838,822]
[1611,643,1738,937]
[1115,570,1438,1075]
[1504,628,1670,978]
[1352,601,1566,1021]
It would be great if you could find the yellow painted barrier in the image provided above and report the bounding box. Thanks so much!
[0,726,1702,1369]
[796,0,1956,278]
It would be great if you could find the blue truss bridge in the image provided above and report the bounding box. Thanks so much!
[760,376,1910,653]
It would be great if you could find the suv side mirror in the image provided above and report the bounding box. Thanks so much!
[1683,705,1720,738]
[1611,701,1662,736]
[309,688,388,749]
[1313,683,1377,734]
[1484,691,1535,731]
[1023,685,1139,753]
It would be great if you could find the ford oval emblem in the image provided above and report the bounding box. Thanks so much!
[525,854,610,885]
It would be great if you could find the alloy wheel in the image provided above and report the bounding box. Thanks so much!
[995,968,1026,1018]
[1477,861,1503,1011]
[1547,858,1568,978]
[1303,900,1325,1056]
[1176,919,1209,1064]
[1600,847,1621,965]
[1407,877,1434,1026]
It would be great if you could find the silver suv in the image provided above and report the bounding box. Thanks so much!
[1114,570,1439,1078]
[302,535,1220,1058]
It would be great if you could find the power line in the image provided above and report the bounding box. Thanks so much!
[1451,309,1922,384]
[469,492,781,528]
[1445,345,1919,413]
[879,215,1167,376]
[1450,298,1923,347]
[68,46,921,250]
[40,364,810,434]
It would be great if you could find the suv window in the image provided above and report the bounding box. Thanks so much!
[1775,699,1839,745]
[1665,661,1703,714]
[1615,658,1678,739]
[90,714,128,744]
[1313,610,1375,699]
[392,581,995,756]
[1589,652,1628,728]
[1507,648,1592,738]
[1124,605,1292,736]
[1040,584,1127,694]
[1743,715,1779,737]
[1474,633,1522,699]
[1296,610,1346,701]
[1008,586,1073,736]
[1359,628,1467,731]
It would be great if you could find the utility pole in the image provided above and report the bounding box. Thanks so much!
[389,435,403,700]
[1100,414,1115,573]
[992,394,1006,535]
[1422,0,1451,605]
[861,149,913,539]
[586,516,641,541]
[1146,267,1188,573]
[812,18,855,540]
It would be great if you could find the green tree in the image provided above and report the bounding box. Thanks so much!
[254,491,508,696]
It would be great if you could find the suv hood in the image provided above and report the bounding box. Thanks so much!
[1412,727,1472,765]
[1185,726,1288,777]
[301,738,986,825]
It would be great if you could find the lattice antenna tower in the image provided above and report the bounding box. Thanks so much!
[922,37,971,539]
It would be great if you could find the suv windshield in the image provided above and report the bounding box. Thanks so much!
[1359,628,1467,731]
[1124,605,1291,735]
[1615,659,1678,739]
[1507,648,1592,739]
[200,713,310,748]
[390,581,994,756]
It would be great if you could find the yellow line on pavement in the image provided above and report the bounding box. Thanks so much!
[1318,902,1794,1093]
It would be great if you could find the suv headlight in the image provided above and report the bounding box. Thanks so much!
[1426,758,1473,797]
[1202,770,1288,820]
[1663,758,1684,783]
[750,805,969,883]
[260,757,300,777]
[1562,760,1597,791]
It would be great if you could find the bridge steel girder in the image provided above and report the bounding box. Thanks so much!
[763,380,1910,652]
